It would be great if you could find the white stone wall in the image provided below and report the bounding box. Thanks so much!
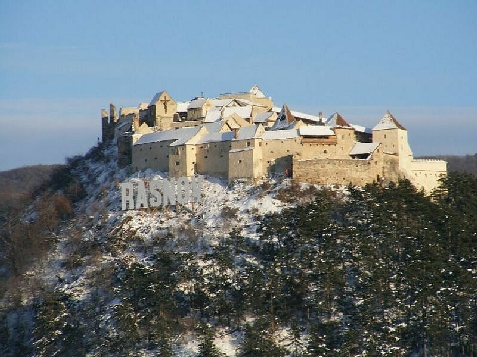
[132,139,174,172]
[410,159,447,194]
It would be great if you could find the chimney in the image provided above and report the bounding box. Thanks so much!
[319,111,323,123]
[233,128,239,139]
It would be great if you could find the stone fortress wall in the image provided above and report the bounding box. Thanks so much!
[102,85,447,194]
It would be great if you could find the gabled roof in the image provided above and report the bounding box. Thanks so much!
[349,142,380,157]
[188,97,208,109]
[210,98,234,108]
[253,111,276,123]
[235,98,268,107]
[195,131,235,145]
[134,126,201,146]
[149,91,172,106]
[223,113,250,129]
[234,124,263,140]
[326,112,352,128]
[203,121,224,133]
[271,104,296,130]
[373,111,406,131]
[204,108,222,123]
[272,107,320,123]
[222,105,252,119]
[299,125,335,137]
[249,84,266,98]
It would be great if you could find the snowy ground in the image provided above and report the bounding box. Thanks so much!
[23,144,330,356]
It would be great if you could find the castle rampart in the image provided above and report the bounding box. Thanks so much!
[103,86,447,193]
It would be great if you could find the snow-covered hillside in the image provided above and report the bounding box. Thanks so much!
[3,143,476,357]
[21,143,324,356]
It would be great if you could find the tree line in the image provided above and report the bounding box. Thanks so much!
[26,172,477,356]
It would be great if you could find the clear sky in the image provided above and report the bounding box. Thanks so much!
[1,0,476,171]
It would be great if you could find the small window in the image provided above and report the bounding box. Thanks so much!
[324,149,327,154]
[175,161,180,165]
[238,159,242,163]
[204,156,208,159]
[247,141,251,147]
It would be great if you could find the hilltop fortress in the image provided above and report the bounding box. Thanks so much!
[102,85,446,193]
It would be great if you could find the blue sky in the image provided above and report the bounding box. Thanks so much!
[1,0,476,171]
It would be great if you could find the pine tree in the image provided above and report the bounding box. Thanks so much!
[238,319,287,357]
[196,323,223,357]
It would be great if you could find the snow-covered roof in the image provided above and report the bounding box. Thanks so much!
[373,111,406,131]
[195,131,234,145]
[204,108,221,123]
[170,127,205,147]
[271,105,296,130]
[149,91,166,106]
[223,106,252,119]
[272,107,320,123]
[350,123,372,134]
[299,126,334,137]
[188,98,207,109]
[134,126,201,146]
[327,112,352,128]
[235,125,260,140]
[210,98,233,108]
[235,98,267,107]
[262,129,299,140]
[203,122,224,133]
[253,111,274,123]
[349,142,380,156]
[176,101,190,112]
[249,84,266,98]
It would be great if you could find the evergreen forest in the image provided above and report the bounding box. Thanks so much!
[1,147,477,356]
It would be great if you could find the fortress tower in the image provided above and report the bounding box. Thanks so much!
[372,111,414,176]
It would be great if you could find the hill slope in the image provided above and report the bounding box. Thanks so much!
[1,144,477,356]
[0,164,62,210]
